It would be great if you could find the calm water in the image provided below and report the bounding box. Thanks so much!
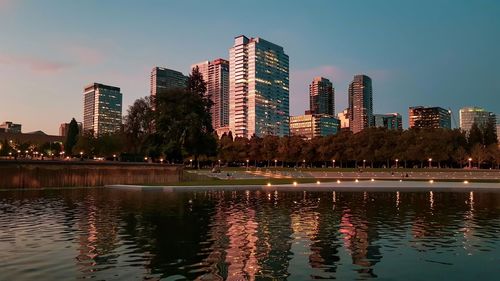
[1,188,500,280]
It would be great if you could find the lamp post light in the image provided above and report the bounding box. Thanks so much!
[468,157,472,169]
[274,159,277,168]
[332,159,336,168]
[303,159,306,168]
[218,159,221,167]
[80,151,84,161]
[363,159,366,169]
[395,159,399,169]
[160,158,164,164]
[190,159,193,168]
[113,154,117,161]
[8,152,12,159]
[246,159,249,168]
[428,158,432,168]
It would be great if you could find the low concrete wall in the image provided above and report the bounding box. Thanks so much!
[0,160,183,188]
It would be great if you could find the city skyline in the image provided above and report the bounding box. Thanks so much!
[1,0,499,134]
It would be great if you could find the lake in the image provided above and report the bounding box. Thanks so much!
[1,187,499,280]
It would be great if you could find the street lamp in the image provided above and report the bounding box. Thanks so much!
[332,159,336,168]
[395,159,399,169]
[160,158,164,164]
[468,157,472,169]
[246,159,249,168]
[80,151,84,161]
[274,159,277,168]
[363,159,366,169]
[218,159,221,167]
[113,154,117,161]
[428,158,432,168]
[8,152,12,159]
[190,159,193,168]
[303,159,306,168]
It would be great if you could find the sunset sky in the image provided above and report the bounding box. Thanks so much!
[1,0,499,134]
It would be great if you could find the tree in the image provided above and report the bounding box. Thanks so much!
[482,118,498,146]
[0,139,11,156]
[123,96,155,157]
[468,123,483,147]
[471,144,487,169]
[65,118,79,156]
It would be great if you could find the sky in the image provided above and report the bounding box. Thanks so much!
[0,0,499,135]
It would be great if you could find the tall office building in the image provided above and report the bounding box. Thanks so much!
[348,75,373,134]
[459,107,496,133]
[309,77,334,115]
[408,106,451,129]
[191,59,230,130]
[374,113,403,130]
[290,114,339,139]
[150,67,187,96]
[229,35,289,138]
[83,83,122,136]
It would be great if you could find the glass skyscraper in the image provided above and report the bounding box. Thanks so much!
[290,114,340,139]
[150,67,187,96]
[374,113,403,130]
[83,83,122,136]
[309,77,334,115]
[348,75,373,134]
[229,35,289,138]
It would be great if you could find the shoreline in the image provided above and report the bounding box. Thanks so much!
[106,180,500,193]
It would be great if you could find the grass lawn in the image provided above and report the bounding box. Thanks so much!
[188,167,499,173]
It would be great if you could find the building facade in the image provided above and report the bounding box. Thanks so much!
[374,113,403,130]
[337,109,350,129]
[290,114,340,139]
[459,107,496,133]
[83,83,122,136]
[229,35,289,138]
[348,75,373,134]
[309,77,334,115]
[150,67,187,96]
[408,106,451,129]
[192,59,230,130]
[0,121,21,133]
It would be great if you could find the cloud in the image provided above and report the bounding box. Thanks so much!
[0,54,71,73]
[66,45,105,65]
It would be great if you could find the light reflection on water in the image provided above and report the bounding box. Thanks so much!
[0,188,499,280]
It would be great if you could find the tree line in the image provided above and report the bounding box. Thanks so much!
[8,66,496,169]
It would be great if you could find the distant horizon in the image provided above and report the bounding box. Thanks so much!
[1,0,499,135]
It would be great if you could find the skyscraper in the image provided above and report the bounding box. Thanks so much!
[374,113,403,130]
[150,67,187,96]
[229,35,289,138]
[309,77,334,115]
[348,75,373,134]
[337,108,350,129]
[459,107,496,133]
[191,59,230,130]
[83,83,122,136]
[408,106,451,129]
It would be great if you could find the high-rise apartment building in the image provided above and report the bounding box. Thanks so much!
[348,75,373,134]
[191,59,230,130]
[229,35,289,138]
[83,83,122,136]
[408,106,451,129]
[290,114,339,139]
[459,107,496,133]
[150,67,187,96]
[374,113,403,130]
[309,77,334,115]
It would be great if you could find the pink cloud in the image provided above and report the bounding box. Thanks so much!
[66,45,105,65]
[0,54,71,73]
